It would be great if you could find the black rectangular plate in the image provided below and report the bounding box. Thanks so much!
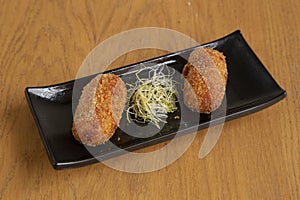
[25,30,286,170]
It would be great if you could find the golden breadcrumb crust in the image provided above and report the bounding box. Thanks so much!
[72,74,126,146]
[182,48,227,113]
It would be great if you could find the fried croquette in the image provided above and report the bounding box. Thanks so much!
[182,48,227,113]
[72,74,126,146]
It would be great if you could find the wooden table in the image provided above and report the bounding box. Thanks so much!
[0,0,299,199]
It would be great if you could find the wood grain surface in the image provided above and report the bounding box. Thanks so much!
[0,0,299,199]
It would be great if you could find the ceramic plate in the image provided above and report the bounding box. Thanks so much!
[25,30,286,169]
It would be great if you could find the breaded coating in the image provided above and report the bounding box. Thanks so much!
[182,48,227,113]
[72,74,126,146]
